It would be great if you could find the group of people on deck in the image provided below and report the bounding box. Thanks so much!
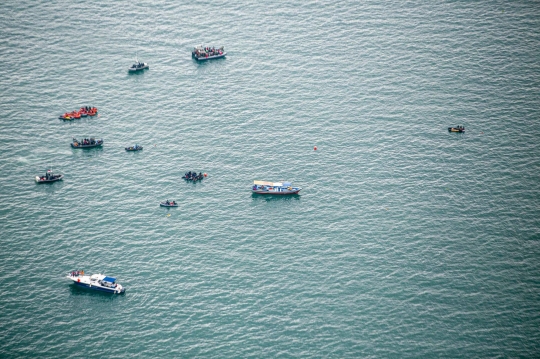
[184,171,203,180]
[81,106,97,113]
[194,46,224,58]
[131,62,146,69]
[39,171,58,181]
[76,138,95,145]
[165,200,177,205]
[70,270,84,277]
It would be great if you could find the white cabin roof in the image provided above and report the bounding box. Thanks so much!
[254,180,284,186]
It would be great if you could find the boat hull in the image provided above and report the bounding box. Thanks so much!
[194,53,226,61]
[252,189,301,195]
[72,280,125,294]
[36,175,63,183]
[125,147,143,151]
[71,141,103,149]
[448,127,465,132]
[128,64,149,72]
[160,203,178,207]
[182,176,204,181]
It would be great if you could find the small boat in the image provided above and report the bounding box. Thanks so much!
[59,113,73,120]
[252,181,302,195]
[448,126,465,132]
[36,170,63,183]
[80,106,98,117]
[182,171,205,182]
[192,45,226,61]
[66,270,125,294]
[128,56,149,72]
[160,201,178,207]
[71,137,103,148]
[125,144,143,151]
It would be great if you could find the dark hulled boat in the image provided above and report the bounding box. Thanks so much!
[36,170,63,183]
[125,144,143,151]
[192,45,226,61]
[160,201,178,207]
[448,126,465,133]
[71,137,103,148]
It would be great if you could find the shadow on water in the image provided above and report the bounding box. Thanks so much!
[35,179,64,193]
[127,70,147,76]
[251,193,301,202]
[71,146,104,158]
[68,284,125,299]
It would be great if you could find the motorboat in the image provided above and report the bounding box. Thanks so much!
[252,180,302,195]
[192,45,226,61]
[448,126,465,132]
[128,56,149,72]
[66,270,125,294]
[125,144,143,151]
[160,201,178,207]
[36,170,63,183]
[71,137,103,148]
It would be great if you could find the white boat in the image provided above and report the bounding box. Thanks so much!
[252,180,302,195]
[66,270,125,294]
[128,55,149,72]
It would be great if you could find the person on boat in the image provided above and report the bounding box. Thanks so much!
[166,200,170,205]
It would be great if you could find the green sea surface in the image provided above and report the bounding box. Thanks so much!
[0,0,539,357]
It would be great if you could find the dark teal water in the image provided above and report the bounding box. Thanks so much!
[1,1,539,357]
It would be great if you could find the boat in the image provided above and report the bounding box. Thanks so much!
[59,114,73,120]
[71,137,103,148]
[128,56,149,72]
[252,181,302,195]
[59,107,97,120]
[80,106,98,116]
[448,126,465,132]
[192,45,226,61]
[66,270,125,294]
[35,170,63,183]
[125,144,143,151]
[160,201,178,207]
[182,171,205,182]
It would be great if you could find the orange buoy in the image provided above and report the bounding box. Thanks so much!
[203,173,207,177]
[314,146,317,151]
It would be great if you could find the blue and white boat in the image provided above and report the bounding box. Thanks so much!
[66,270,125,294]
[252,180,302,195]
